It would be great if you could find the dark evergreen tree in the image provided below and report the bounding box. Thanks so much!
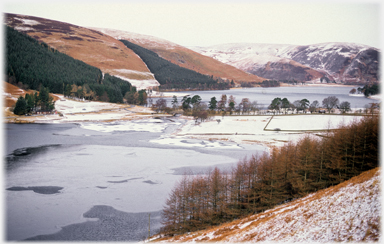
[25,93,34,113]
[171,95,179,109]
[209,97,218,111]
[13,96,27,115]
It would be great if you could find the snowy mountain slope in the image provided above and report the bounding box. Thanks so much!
[91,28,266,84]
[190,42,380,84]
[280,42,380,83]
[154,168,380,242]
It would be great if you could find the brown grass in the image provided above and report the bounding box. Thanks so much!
[5,13,151,82]
[91,28,266,84]
[155,46,266,84]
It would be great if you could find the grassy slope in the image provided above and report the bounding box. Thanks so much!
[91,28,266,84]
[154,167,380,242]
[4,13,153,81]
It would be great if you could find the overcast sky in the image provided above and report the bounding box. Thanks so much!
[3,0,382,48]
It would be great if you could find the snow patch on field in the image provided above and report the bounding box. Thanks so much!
[55,96,123,114]
[164,115,364,148]
[266,115,362,131]
[114,74,159,91]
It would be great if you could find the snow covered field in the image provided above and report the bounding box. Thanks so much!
[152,114,364,148]
[265,114,361,131]
[5,95,154,123]
[54,96,125,113]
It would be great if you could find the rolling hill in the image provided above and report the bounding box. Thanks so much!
[4,13,158,91]
[90,27,266,85]
[119,40,227,90]
[153,167,380,242]
[5,13,267,91]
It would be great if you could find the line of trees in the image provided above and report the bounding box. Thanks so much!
[260,80,280,87]
[153,94,361,121]
[268,96,352,114]
[161,115,379,236]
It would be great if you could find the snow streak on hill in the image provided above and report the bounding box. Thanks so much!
[155,168,380,242]
[91,27,181,50]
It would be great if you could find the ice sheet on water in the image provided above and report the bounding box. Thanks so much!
[150,136,243,150]
[6,144,238,240]
[25,205,162,241]
[79,119,180,133]
[6,186,64,194]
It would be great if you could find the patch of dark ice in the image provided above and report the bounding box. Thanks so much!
[143,180,159,185]
[6,186,63,194]
[107,177,143,183]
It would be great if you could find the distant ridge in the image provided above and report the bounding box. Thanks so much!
[190,42,380,84]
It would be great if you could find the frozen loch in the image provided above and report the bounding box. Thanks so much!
[5,118,262,241]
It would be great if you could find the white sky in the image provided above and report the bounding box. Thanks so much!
[2,0,382,48]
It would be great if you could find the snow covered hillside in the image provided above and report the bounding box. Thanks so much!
[154,168,380,242]
[190,42,380,84]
